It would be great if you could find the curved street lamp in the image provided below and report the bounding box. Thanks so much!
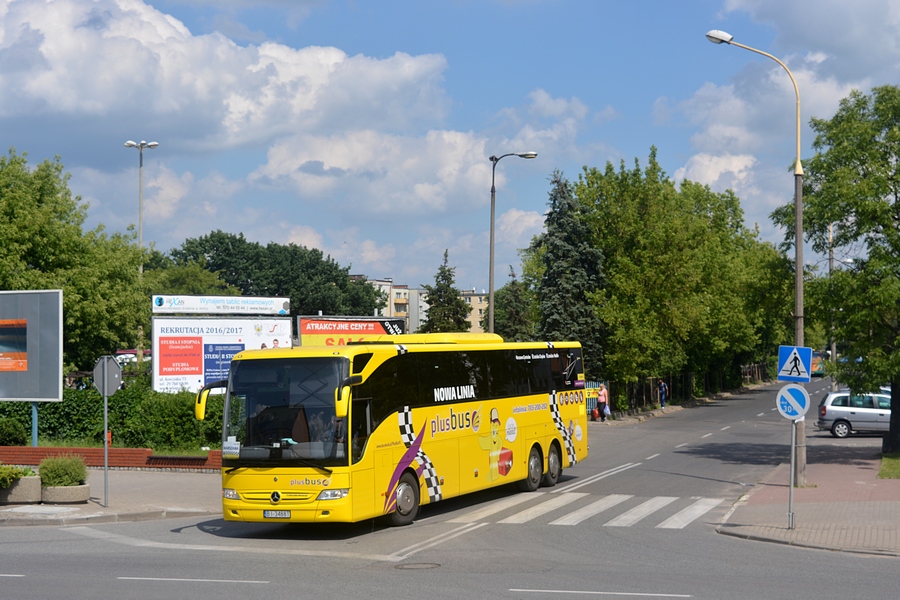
[488,151,538,333]
[124,140,158,367]
[706,29,807,514]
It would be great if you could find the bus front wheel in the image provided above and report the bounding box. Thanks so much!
[518,446,543,492]
[390,472,420,526]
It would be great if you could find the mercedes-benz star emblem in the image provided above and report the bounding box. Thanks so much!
[270,491,281,504]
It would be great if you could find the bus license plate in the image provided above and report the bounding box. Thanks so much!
[264,510,290,519]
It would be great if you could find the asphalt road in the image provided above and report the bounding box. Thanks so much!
[1,378,894,599]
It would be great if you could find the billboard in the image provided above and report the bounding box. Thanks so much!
[151,295,290,315]
[297,316,405,346]
[152,317,292,393]
[0,290,63,402]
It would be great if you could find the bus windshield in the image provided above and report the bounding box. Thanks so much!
[223,356,350,468]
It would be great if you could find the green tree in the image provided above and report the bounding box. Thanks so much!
[575,150,778,386]
[482,266,535,341]
[772,85,900,452]
[534,171,606,376]
[419,250,471,333]
[172,231,381,317]
[0,149,145,370]
[143,250,238,296]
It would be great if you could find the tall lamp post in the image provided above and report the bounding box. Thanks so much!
[488,151,537,333]
[706,30,807,503]
[124,140,158,365]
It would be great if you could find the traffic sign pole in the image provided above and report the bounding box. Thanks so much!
[776,383,810,530]
[93,356,122,508]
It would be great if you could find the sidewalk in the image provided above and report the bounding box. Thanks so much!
[716,457,900,556]
[0,469,221,526]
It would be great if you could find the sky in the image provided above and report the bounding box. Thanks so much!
[2,0,898,293]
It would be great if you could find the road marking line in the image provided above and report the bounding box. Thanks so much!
[498,493,588,524]
[604,497,678,527]
[675,443,688,448]
[66,526,400,562]
[720,426,731,431]
[656,498,724,529]
[645,453,660,460]
[701,433,712,438]
[447,492,543,523]
[390,522,487,560]
[550,494,633,526]
[118,577,267,584]
[553,463,640,494]
[757,412,766,417]
[510,588,692,597]
[0,574,25,578]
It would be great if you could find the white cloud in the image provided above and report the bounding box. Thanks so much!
[674,153,758,196]
[145,165,193,221]
[0,0,448,146]
[496,208,543,248]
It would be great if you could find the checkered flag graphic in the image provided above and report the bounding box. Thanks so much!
[398,406,416,446]
[397,406,442,503]
[549,391,577,466]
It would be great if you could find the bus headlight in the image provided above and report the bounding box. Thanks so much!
[316,489,349,501]
[223,488,240,500]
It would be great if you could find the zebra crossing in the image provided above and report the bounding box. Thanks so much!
[447,490,725,529]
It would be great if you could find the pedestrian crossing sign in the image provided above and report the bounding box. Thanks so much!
[777,345,812,382]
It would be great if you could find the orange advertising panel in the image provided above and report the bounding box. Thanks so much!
[298,317,404,346]
[0,319,27,372]
[158,337,203,376]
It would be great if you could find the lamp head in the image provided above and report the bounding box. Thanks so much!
[148,142,159,149]
[124,140,137,147]
[705,30,733,44]
[517,152,538,159]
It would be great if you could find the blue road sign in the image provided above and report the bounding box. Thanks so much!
[776,383,810,420]
[777,345,812,382]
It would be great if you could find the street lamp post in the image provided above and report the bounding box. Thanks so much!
[488,151,537,333]
[124,140,158,365]
[706,29,806,519]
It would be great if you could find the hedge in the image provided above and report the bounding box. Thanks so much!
[0,376,224,451]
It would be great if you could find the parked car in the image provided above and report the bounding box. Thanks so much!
[817,391,891,438]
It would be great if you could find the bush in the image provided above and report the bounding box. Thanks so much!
[0,464,35,489]
[0,417,27,446]
[38,455,88,487]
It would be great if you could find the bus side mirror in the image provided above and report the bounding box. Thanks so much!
[335,375,362,419]
[195,379,228,421]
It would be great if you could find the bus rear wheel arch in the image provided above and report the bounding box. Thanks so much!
[518,445,543,492]
[389,471,420,526]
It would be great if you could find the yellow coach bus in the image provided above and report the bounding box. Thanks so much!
[194,333,587,526]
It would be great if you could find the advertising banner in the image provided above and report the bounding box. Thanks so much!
[152,317,292,393]
[0,290,63,402]
[297,316,405,346]
[152,295,290,315]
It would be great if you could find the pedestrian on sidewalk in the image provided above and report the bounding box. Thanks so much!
[598,383,610,423]
[658,378,668,411]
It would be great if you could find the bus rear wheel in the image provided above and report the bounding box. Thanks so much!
[518,446,543,492]
[390,472,420,526]
[542,442,561,487]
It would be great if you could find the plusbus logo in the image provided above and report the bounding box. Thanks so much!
[290,477,330,487]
